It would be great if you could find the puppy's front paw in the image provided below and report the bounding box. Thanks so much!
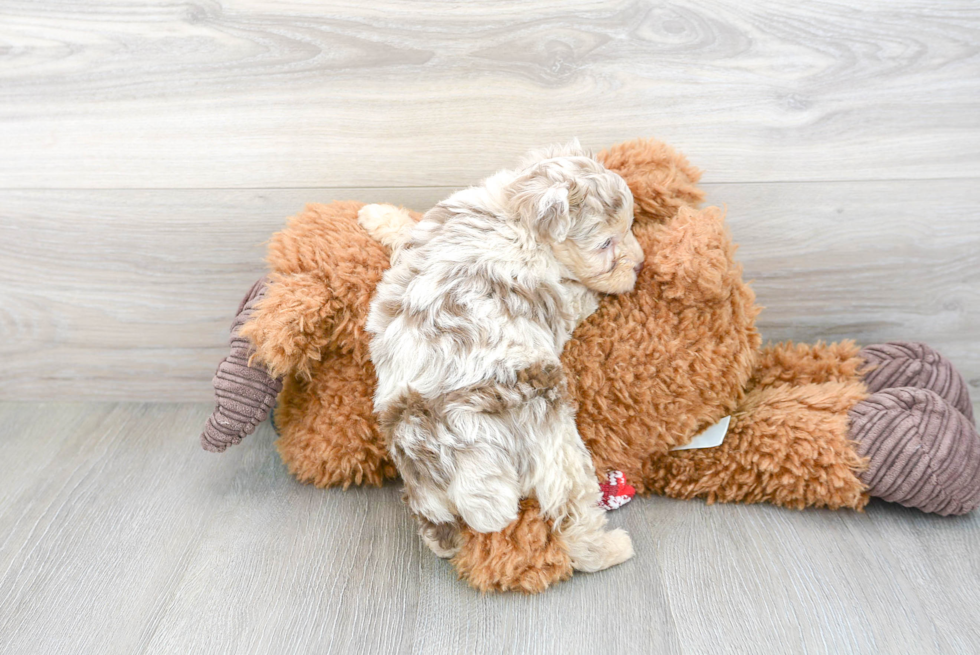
[570,528,634,573]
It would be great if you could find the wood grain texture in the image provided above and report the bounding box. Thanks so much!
[1,1,978,188]
[2,1,978,652]
[1,402,979,654]
[2,180,977,401]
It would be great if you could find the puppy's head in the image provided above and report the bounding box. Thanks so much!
[509,141,644,294]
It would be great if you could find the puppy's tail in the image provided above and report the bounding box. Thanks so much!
[357,203,418,251]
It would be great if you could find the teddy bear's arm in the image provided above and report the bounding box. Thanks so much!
[236,201,398,379]
[237,271,355,379]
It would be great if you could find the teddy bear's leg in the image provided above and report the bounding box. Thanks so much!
[860,342,975,424]
[645,378,870,511]
[274,352,397,488]
[849,387,980,515]
[451,500,574,593]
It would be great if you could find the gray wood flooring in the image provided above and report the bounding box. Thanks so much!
[2,402,979,655]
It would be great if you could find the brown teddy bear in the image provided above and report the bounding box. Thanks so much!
[202,138,980,593]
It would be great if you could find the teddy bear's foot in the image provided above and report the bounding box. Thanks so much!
[201,277,283,452]
[860,342,974,425]
[849,387,980,515]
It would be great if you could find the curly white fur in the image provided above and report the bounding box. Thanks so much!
[365,141,642,572]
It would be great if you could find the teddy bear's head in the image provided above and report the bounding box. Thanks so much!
[598,138,705,224]
[560,139,762,490]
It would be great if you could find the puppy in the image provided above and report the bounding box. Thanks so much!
[363,141,643,572]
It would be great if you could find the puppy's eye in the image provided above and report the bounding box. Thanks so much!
[598,238,613,250]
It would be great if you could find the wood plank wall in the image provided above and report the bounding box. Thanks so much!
[1,1,977,401]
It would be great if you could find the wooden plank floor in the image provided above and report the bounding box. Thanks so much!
[2,402,980,654]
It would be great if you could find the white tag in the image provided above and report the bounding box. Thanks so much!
[671,415,731,451]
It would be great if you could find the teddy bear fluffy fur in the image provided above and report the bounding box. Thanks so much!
[232,138,889,592]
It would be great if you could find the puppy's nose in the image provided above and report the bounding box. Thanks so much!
[633,261,644,275]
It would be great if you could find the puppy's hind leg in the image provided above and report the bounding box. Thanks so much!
[447,446,521,534]
[402,475,461,559]
[562,490,634,573]
[417,516,463,559]
[541,413,634,573]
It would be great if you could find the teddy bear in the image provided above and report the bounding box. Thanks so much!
[201,138,980,593]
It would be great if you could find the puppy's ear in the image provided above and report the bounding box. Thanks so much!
[511,173,572,243]
[531,184,572,242]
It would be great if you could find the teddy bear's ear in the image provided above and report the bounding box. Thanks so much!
[597,138,705,224]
